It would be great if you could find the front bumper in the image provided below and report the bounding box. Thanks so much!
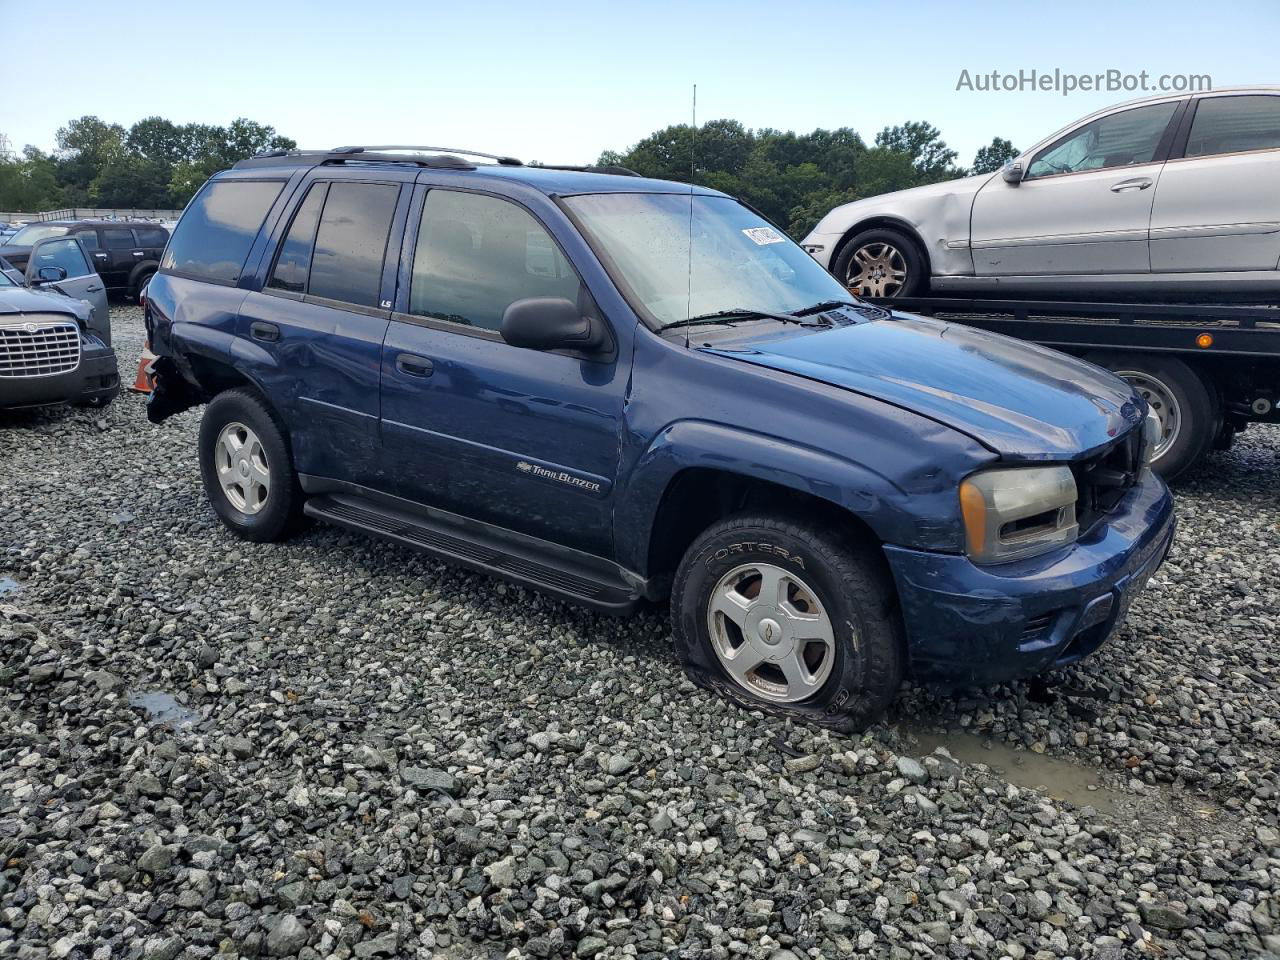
[884,470,1175,687]
[0,340,119,409]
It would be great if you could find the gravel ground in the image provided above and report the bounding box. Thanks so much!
[1,304,1278,960]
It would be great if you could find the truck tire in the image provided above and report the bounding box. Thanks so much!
[1087,352,1217,480]
[671,513,904,732]
[198,388,305,542]
[832,227,926,299]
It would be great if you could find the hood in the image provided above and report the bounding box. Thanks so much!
[0,286,85,321]
[702,312,1142,460]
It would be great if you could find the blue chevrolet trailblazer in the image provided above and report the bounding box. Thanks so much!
[144,145,1175,729]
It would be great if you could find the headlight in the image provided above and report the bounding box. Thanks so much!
[1140,408,1162,468]
[959,465,1079,564]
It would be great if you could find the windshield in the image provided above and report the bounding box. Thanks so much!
[565,193,850,328]
[7,224,69,246]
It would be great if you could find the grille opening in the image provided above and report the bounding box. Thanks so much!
[0,321,81,378]
[1073,430,1142,533]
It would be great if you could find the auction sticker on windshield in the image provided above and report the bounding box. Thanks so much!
[743,227,785,245]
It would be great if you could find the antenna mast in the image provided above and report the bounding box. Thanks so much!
[685,84,697,350]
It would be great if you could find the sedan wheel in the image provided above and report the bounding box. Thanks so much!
[845,241,909,298]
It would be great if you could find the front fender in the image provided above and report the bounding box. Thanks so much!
[614,419,973,575]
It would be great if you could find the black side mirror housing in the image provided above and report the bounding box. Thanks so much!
[35,265,67,283]
[501,297,609,358]
[1002,161,1025,185]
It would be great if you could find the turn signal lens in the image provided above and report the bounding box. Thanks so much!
[1196,332,1213,349]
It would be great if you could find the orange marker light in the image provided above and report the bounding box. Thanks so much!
[1196,333,1214,349]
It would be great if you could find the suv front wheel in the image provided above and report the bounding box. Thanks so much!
[199,388,305,542]
[671,514,904,731]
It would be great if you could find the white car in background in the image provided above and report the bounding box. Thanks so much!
[802,86,1280,301]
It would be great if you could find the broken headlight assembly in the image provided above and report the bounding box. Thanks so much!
[959,465,1079,565]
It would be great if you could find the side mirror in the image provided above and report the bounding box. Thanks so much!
[501,297,607,356]
[36,265,67,284]
[1002,161,1025,185]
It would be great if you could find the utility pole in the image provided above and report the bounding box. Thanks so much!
[0,133,12,160]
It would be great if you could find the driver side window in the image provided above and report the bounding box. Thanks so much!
[30,238,93,279]
[1026,102,1179,179]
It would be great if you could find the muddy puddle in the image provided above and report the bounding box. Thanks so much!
[905,726,1127,814]
[0,576,23,597]
[899,724,1229,836]
[129,690,202,730]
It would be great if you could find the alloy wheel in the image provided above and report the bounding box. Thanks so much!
[215,421,271,514]
[706,562,837,703]
[845,242,908,297]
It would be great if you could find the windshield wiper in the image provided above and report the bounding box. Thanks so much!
[666,307,826,330]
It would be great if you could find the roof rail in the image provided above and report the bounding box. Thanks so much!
[331,145,523,166]
[537,164,642,177]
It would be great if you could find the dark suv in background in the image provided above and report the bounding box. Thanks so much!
[0,219,169,302]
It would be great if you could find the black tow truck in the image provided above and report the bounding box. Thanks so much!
[866,296,1280,478]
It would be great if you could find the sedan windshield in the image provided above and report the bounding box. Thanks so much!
[565,193,850,328]
[7,224,69,246]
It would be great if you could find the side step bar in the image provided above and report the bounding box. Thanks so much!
[303,493,643,613]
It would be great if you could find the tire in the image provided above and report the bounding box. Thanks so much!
[832,227,927,299]
[671,513,904,732]
[198,388,305,542]
[1086,352,1217,481]
[132,269,155,305]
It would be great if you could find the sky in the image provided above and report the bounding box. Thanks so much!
[2,0,1277,168]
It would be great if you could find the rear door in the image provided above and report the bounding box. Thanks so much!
[970,100,1184,276]
[26,237,110,336]
[1150,93,1280,272]
[100,227,139,288]
[237,174,410,487]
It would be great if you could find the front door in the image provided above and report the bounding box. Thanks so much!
[237,177,407,487]
[1150,93,1280,272]
[970,100,1184,276]
[379,186,625,557]
[26,237,109,333]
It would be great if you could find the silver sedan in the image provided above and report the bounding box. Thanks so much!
[803,86,1280,301]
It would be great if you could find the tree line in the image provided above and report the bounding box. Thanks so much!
[599,120,1017,237]
[0,116,295,211]
[1,114,1018,238]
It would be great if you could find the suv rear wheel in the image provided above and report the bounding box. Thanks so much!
[671,514,904,731]
[199,388,305,542]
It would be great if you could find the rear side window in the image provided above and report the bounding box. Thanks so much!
[409,190,580,331]
[135,227,169,248]
[162,179,285,283]
[1186,96,1280,158]
[73,229,99,250]
[268,183,326,294]
[102,228,135,249]
[306,181,399,308]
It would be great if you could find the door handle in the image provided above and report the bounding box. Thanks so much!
[93,253,108,259]
[1110,177,1153,192]
[250,321,280,342]
[132,251,145,256]
[396,353,434,377]
[86,284,103,292]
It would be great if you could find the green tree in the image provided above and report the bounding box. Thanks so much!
[972,137,1019,174]
[0,148,64,210]
[874,121,961,181]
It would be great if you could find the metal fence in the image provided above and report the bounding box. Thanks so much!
[0,207,184,223]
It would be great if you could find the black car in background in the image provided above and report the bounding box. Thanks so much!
[0,219,169,302]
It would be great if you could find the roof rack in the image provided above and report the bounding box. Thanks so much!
[331,145,523,166]
[536,164,642,177]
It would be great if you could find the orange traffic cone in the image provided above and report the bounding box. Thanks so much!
[130,343,157,394]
